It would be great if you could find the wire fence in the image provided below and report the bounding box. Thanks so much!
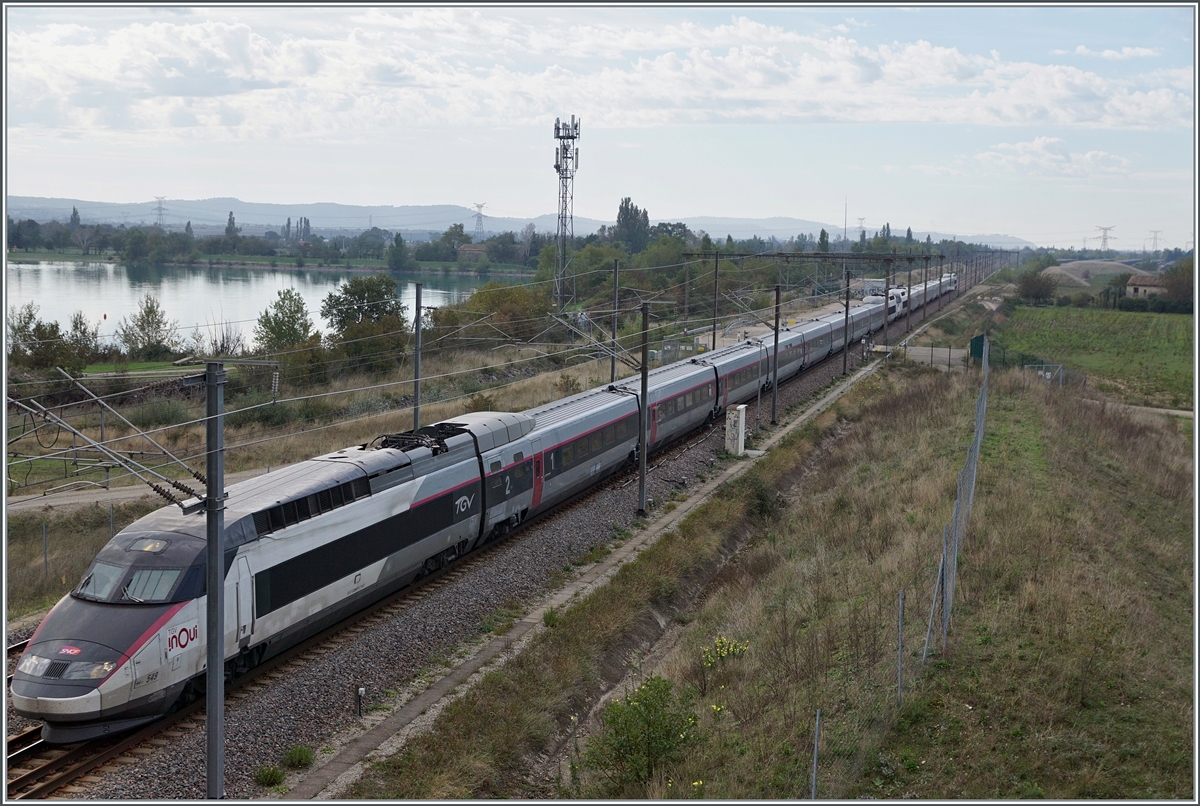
[922,333,989,662]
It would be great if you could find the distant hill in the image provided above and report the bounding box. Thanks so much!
[5,195,1035,248]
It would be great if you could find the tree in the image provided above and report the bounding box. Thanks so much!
[225,212,239,238]
[320,274,407,334]
[905,227,913,245]
[387,233,412,270]
[615,197,651,255]
[71,225,96,255]
[69,206,81,230]
[484,231,519,264]
[6,302,40,362]
[1016,269,1058,304]
[185,221,194,239]
[1105,272,1133,308]
[818,229,830,252]
[254,289,315,353]
[65,311,101,365]
[284,217,292,242]
[123,228,149,262]
[1161,256,1194,303]
[115,293,181,359]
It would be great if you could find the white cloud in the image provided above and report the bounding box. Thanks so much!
[974,136,1132,177]
[1052,45,1161,59]
[4,9,1193,144]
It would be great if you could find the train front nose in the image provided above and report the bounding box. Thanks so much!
[8,594,183,742]
[10,638,128,723]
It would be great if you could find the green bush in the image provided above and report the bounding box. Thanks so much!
[254,766,285,786]
[282,744,315,769]
[127,399,189,429]
[226,397,296,428]
[584,675,701,792]
[296,396,335,422]
[465,392,496,412]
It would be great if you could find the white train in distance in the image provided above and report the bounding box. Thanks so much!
[12,273,958,742]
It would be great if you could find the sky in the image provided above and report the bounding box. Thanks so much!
[5,5,1196,249]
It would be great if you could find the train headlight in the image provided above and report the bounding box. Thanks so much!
[62,660,119,680]
[17,654,51,676]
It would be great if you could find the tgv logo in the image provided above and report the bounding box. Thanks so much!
[167,624,198,652]
[454,494,474,515]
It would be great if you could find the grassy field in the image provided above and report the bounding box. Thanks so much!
[994,307,1193,409]
[345,361,1192,799]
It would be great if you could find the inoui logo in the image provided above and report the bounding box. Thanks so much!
[454,494,474,515]
[167,624,199,653]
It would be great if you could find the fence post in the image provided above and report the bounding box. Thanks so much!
[897,589,905,709]
[811,708,821,799]
[110,501,114,539]
[922,554,944,664]
[43,523,48,578]
[941,524,950,649]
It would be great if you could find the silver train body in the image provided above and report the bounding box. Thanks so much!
[12,287,949,742]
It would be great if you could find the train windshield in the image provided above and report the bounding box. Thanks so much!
[74,560,186,604]
[74,561,125,601]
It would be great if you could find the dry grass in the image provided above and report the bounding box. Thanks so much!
[346,360,1191,799]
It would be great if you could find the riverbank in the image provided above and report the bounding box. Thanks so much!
[5,250,534,278]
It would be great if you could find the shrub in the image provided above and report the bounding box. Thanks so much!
[1056,295,1071,307]
[127,399,188,429]
[555,373,582,397]
[282,744,315,768]
[254,766,285,786]
[465,392,496,412]
[583,675,701,792]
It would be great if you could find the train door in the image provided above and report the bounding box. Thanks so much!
[649,403,659,444]
[235,556,253,648]
[531,438,544,510]
[131,635,162,699]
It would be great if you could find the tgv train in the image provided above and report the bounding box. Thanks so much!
[11,277,957,742]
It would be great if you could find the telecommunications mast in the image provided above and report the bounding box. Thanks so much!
[553,115,580,309]
[473,203,486,242]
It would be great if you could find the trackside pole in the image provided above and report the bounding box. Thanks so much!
[414,282,422,430]
[811,708,821,799]
[638,303,649,517]
[611,260,619,384]
[771,285,780,425]
[205,362,226,799]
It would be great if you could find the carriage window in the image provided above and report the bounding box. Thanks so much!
[562,443,574,465]
[513,452,524,463]
[490,460,502,473]
[590,432,603,453]
[616,419,628,440]
[603,425,614,445]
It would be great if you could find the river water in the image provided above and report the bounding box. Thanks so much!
[5,261,482,346]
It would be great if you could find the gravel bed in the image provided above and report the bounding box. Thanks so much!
[11,314,922,799]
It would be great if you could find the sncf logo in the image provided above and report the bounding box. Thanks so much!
[58,645,82,656]
[454,494,475,515]
[168,624,199,652]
